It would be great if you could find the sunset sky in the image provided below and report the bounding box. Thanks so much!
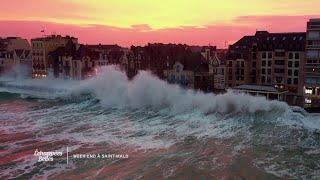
[0,0,319,47]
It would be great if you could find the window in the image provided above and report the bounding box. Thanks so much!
[307,50,319,59]
[261,76,266,83]
[268,52,272,59]
[267,77,271,83]
[276,77,283,83]
[293,78,298,85]
[268,61,272,66]
[288,69,292,76]
[295,53,300,59]
[308,31,320,39]
[252,61,256,68]
[305,88,312,95]
[289,53,293,59]
[275,52,285,57]
[228,61,232,67]
[262,69,266,74]
[228,76,232,80]
[287,78,292,84]
[274,69,284,73]
[275,60,285,65]
[252,53,257,59]
[305,98,312,104]
[262,52,266,59]
[241,61,244,67]
[294,61,299,68]
[288,61,292,67]
[229,69,232,74]
[294,70,299,76]
[262,61,266,66]
[267,69,271,75]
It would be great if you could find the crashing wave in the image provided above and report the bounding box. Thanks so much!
[0,66,289,114]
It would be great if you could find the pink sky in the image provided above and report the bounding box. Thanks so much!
[0,0,318,48]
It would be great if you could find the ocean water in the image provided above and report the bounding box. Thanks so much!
[0,66,319,179]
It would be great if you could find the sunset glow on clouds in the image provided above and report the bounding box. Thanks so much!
[0,0,319,47]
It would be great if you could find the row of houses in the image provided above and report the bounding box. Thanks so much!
[0,19,319,109]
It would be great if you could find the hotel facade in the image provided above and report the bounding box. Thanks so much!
[304,19,320,108]
[227,31,306,106]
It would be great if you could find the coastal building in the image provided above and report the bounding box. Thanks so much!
[130,43,191,79]
[210,49,227,90]
[233,84,288,101]
[226,36,254,88]
[0,37,32,75]
[304,19,320,108]
[119,49,143,79]
[227,31,306,106]
[86,44,123,66]
[164,52,213,91]
[31,35,78,78]
[49,43,100,80]
[201,46,227,90]
[256,32,306,106]
[165,61,194,88]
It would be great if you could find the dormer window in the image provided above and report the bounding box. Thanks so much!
[273,37,276,40]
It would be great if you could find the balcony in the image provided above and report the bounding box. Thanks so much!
[306,45,320,49]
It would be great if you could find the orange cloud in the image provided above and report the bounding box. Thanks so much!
[0,15,316,48]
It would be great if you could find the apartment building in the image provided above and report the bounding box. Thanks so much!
[31,35,78,78]
[256,32,306,106]
[227,31,306,106]
[304,19,320,108]
[226,35,254,88]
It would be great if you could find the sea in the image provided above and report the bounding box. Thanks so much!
[0,66,319,179]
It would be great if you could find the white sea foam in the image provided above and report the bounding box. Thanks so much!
[1,65,290,114]
[1,66,320,179]
[69,66,290,115]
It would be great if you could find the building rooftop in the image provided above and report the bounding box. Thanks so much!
[309,18,320,22]
[31,35,77,41]
[86,44,121,51]
[233,84,288,93]
[227,31,306,60]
